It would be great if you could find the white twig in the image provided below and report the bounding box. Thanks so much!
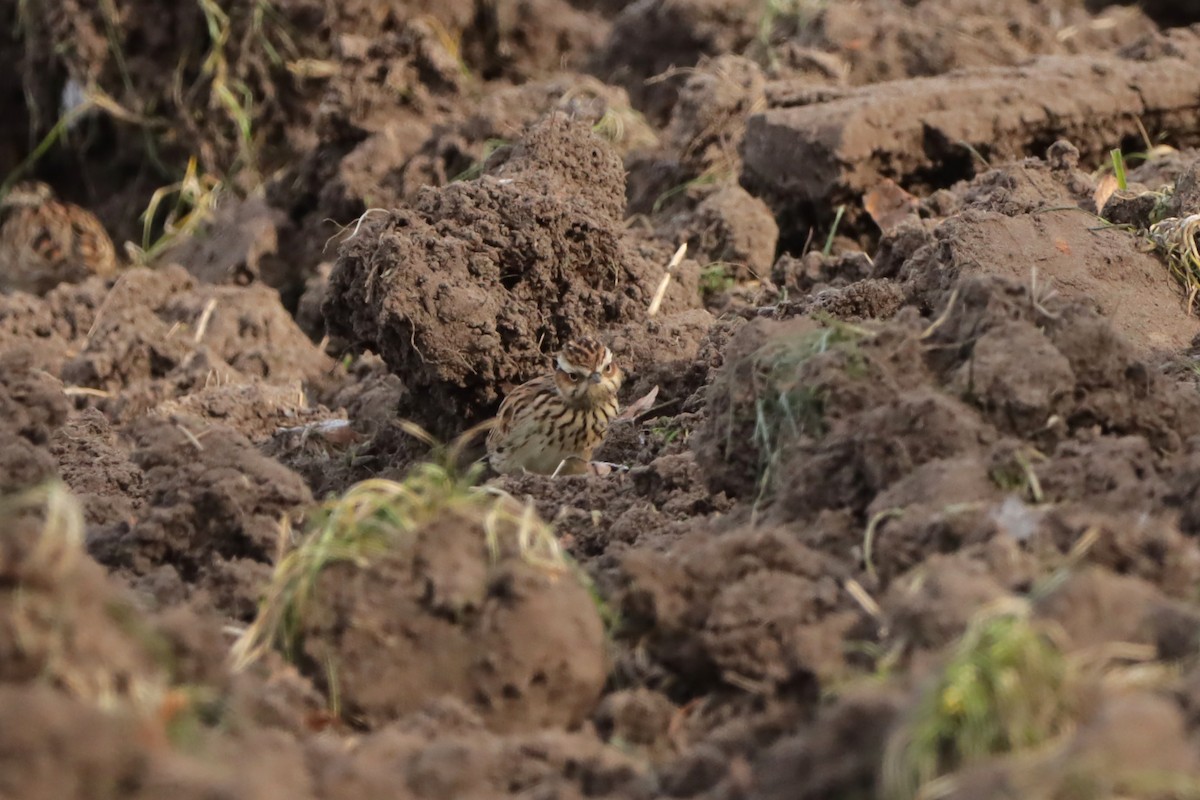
[648,242,687,317]
[193,297,218,343]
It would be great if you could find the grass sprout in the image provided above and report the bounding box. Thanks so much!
[699,262,737,299]
[1110,148,1128,190]
[882,607,1076,800]
[988,448,1045,503]
[125,157,224,266]
[823,204,847,257]
[651,419,687,445]
[197,0,259,174]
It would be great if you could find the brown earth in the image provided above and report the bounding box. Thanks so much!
[6,1,1200,799]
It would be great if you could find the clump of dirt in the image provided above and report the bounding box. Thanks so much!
[261,18,470,307]
[594,687,677,760]
[88,415,312,621]
[793,277,908,322]
[273,69,656,316]
[773,250,875,295]
[241,476,608,733]
[0,277,108,376]
[744,35,1200,234]
[751,687,905,800]
[670,55,765,171]
[694,313,931,501]
[23,265,337,427]
[1165,152,1200,216]
[459,0,612,82]
[323,112,700,435]
[625,54,765,218]
[694,273,1200,609]
[1036,566,1200,657]
[162,194,286,287]
[0,348,69,493]
[939,690,1197,800]
[153,382,329,445]
[617,526,857,696]
[502,448,733,558]
[893,145,1200,355]
[308,704,652,800]
[1036,507,1200,600]
[875,565,1200,800]
[266,15,646,308]
[1120,147,1200,197]
[397,74,656,204]
[0,485,329,800]
[0,683,271,800]
[50,407,143,528]
[593,0,763,123]
[662,184,779,281]
[774,1,1157,87]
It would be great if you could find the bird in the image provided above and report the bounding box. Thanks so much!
[486,336,623,475]
[0,180,118,296]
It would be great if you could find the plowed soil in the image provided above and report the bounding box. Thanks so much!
[6,1,1200,798]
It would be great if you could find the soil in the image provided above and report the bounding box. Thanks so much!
[6,1,1200,798]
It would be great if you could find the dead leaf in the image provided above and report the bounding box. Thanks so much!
[1094,173,1118,213]
[615,385,659,422]
[276,418,364,449]
[315,420,363,446]
[864,178,920,233]
[587,461,629,476]
[1054,239,1072,255]
[303,710,346,733]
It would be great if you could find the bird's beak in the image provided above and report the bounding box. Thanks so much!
[589,372,602,384]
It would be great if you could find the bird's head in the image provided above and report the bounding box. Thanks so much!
[553,336,622,406]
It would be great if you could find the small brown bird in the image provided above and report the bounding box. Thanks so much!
[487,337,624,475]
[0,180,118,296]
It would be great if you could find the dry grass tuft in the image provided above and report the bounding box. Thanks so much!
[231,423,567,671]
[1149,214,1200,314]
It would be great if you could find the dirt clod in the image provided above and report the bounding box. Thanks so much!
[324,112,699,435]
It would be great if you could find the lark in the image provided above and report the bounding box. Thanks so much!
[487,337,623,475]
[0,180,118,296]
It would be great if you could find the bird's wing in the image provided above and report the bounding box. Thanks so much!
[486,373,554,451]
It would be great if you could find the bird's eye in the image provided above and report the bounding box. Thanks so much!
[570,372,583,382]
[603,363,615,375]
